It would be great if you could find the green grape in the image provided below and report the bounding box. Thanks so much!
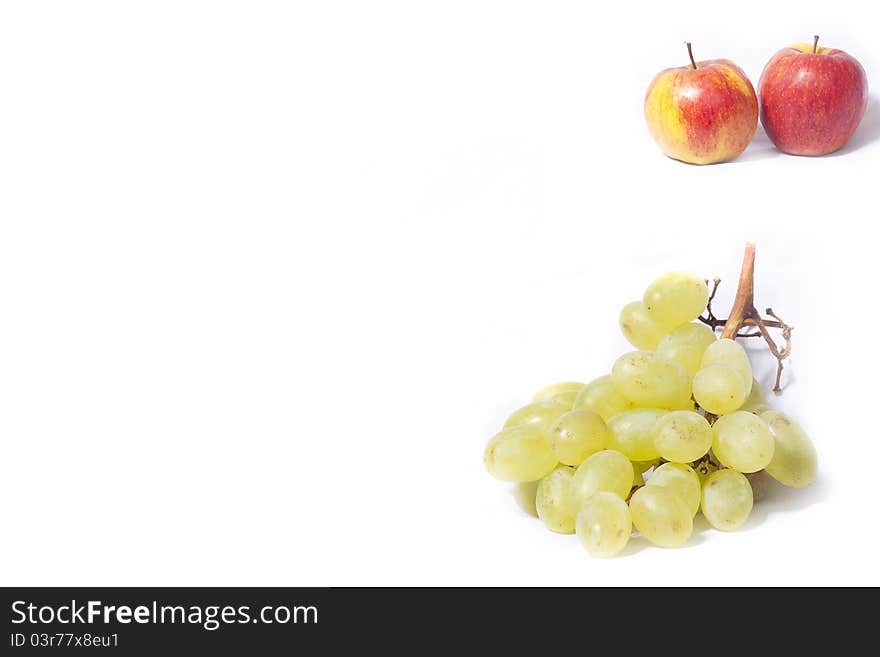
[512,480,539,517]
[739,379,767,413]
[712,411,775,473]
[550,409,610,466]
[611,351,692,410]
[572,375,635,421]
[761,411,817,488]
[701,469,753,531]
[619,301,666,350]
[572,450,634,502]
[484,424,558,482]
[646,462,701,516]
[503,399,569,430]
[700,339,752,396]
[749,379,764,400]
[656,322,717,376]
[533,382,585,403]
[576,492,632,557]
[643,271,709,330]
[652,410,713,463]
[536,466,578,533]
[745,470,770,502]
[550,390,579,408]
[675,398,698,412]
[606,409,666,461]
[629,485,693,547]
[692,364,748,414]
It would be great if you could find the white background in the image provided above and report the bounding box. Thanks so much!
[1,1,877,586]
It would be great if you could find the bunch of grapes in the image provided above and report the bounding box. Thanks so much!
[484,268,817,557]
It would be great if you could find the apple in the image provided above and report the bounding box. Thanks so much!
[758,36,868,156]
[645,43,758,165]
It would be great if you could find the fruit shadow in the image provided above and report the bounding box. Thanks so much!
[738,474,829,531]
[829,96,880,155]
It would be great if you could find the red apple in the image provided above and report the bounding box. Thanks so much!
[644,43,758,165]
[758,36,868,156]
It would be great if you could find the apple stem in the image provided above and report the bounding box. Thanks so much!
[685,41,697,69]
[813,35,819,53]
[696,244,795,393]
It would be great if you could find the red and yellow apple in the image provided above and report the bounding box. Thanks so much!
[758,36,868,156]
[645,43,758,165]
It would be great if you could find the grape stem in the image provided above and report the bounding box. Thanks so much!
[686,42,698,70]
[697,243,794,393]
[694,451,720,473]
